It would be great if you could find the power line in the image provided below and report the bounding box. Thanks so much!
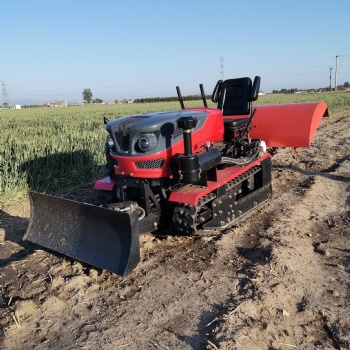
[5,55,350,102]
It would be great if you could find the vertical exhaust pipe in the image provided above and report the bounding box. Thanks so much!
[199,84,208,107]
[176,86,185,109]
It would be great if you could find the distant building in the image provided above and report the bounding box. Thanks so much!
[43,100,68,107]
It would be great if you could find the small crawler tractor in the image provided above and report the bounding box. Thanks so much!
[24,77,328,276]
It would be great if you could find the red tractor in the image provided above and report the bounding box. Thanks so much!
[24,77,328,276]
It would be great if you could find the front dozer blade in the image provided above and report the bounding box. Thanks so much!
[23,191,140,277]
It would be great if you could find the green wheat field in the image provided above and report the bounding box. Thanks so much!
[1,91,349,207]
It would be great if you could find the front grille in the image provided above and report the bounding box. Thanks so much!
[135,159,165,169]
[112,116,149,151]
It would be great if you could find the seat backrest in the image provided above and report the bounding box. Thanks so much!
[213,76,261,116]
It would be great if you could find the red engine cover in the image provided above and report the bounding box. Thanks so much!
[112,108,224,178]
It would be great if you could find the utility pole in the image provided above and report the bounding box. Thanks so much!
[330,67,332,91]
[220,56,224,80]
[335,55,338,91]
[335,55,350,91]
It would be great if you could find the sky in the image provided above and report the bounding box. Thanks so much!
[1,0,349,105]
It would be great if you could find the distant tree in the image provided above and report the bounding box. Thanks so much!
[344,82,349,87]
[82,89,93,104]
[272,88,298,94]
[92,98,103,104]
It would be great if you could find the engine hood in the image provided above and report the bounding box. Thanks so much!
[106,110,209,155]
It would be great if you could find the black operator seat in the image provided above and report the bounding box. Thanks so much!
[211,76,261,130]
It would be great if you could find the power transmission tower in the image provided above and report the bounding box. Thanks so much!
[220,56,224,80]
[1,80,10,107]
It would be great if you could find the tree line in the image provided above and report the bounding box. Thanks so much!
[133,95,210,103]
[272,88,298,94]
[272,82,349,94]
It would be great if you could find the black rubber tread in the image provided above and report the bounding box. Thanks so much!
[172,165,261,236]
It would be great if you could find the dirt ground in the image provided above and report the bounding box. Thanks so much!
[0,111,349,349]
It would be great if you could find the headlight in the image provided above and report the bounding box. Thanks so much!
[137,134,157,152]
[107,135,114,148]
[138,136,150,151]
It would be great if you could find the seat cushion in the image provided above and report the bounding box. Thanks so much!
[224,118,249,129]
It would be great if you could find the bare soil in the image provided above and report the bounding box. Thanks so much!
[1,111,349,349]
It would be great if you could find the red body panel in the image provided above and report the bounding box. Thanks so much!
[94,177,117,191]
[186,103,328,148]
[111,108,224,178]
[230,102,328,148]
[169,153,271,205]
[103,102,328,181]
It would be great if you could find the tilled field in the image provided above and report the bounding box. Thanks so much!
[0,111,349,349]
